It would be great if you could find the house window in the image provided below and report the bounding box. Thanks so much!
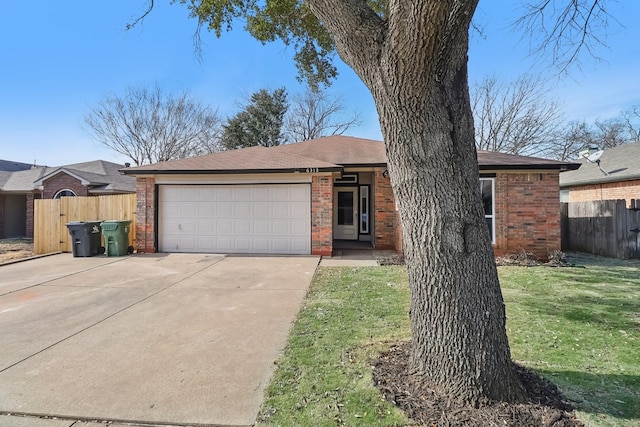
[53,189,77,199]
[480,178,495,244]
[359,185,370,234]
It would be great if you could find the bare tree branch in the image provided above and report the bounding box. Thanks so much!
[284,89,362,142]
[126,0,155,30]
[514,0,619,72]
[471,74,565,157]
[84,84,221,165]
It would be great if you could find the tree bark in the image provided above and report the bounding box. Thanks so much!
[307,0,526,404]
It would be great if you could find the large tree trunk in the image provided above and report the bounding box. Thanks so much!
[307,0,526,404]
[375,62,526,405]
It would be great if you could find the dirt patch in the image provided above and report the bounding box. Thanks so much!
[495,250,576,267]
[375,252,405,266]
[373,341,583,427]
[0,238,34,263]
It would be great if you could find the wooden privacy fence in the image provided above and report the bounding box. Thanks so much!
[561,199,640,259]
[34,194,136,255]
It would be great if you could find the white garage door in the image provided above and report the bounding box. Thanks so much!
[158,184,311,254]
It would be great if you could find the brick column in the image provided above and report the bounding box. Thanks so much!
[311,175,333,256]
[374,171,399,251]
[135,177,156,253]
[26,194,35,238]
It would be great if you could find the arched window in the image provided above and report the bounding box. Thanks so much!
[53,189,77,199]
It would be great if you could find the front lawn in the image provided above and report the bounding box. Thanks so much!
[257,254,640,427]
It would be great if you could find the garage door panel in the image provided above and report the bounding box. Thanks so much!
[253,202,272,218]
[197,202,215,217]
[216,220,233,234]
[289,203,309,217]
[271,238,291,251]
[290,238,309,252]
[159,184,310,254]
[198,220,216,234]
[235,203,253,218]
[234,220,252,234]
[180,188,201,202]
[179,202,198,217]
[216,204,233,218]
[197,238,215,251]
[253,238,270,251]
[216,237,233,252]
[233,188,252,202]
[253,220,271,234]
[290,220,310,235]
[234,238,252,251]
[271,221,289,235]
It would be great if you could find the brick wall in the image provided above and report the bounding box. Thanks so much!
[374,172,400,251]
[25,194,35,238]
[135,177,156,253]
[311,175,333,256]
[42,173,89,198]
[568,179,640,207]
[494,171,561,259]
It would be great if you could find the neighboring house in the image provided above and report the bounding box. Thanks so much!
[560,142,640,207]
[123,136,579,259]
[0,160,136,238]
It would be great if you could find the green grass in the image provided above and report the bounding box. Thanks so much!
[257,267,411,426]
[258,255,640,427]
[501,254,640,427]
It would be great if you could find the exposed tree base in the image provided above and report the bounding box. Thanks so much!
[373,341,584,427]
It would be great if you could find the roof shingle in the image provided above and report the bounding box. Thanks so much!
[123,135,579,175]
[560,142,640,187]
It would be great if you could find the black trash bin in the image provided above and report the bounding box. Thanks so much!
[66,221,104,257]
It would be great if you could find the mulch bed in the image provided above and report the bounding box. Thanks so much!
[372,341,584,427]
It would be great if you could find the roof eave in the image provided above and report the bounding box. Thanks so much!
[560,173,640,188]
[122,167,343,176]
[339,163,388,168]
[479,164,580,171]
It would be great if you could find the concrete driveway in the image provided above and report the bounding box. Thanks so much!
[0,253,319,427]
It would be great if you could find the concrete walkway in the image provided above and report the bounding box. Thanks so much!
[0,253,319,427]
[318,249,399,267]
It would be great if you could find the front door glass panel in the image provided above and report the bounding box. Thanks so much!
[337,191,354,225]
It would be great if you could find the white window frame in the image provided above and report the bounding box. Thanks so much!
[480,178,495,244]
[53,188,77,199]
[359,185,370,234]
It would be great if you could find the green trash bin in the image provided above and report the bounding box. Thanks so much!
[101,220,134,256]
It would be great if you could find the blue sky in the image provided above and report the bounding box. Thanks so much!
[1,1,639,166]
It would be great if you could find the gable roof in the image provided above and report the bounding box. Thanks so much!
[0,160,135,194]
[559,142,640,188]
[123,135,579,175]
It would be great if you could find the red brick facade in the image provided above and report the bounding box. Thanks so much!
[42,173,89,198]
[135,177,156,253]
[19,173,90,238]
[131,171,560,258]
[493,171,561,259]
[311,175,333,256]
[373,172,401,251]
[568,179,640,207]
[25,194,35,238]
